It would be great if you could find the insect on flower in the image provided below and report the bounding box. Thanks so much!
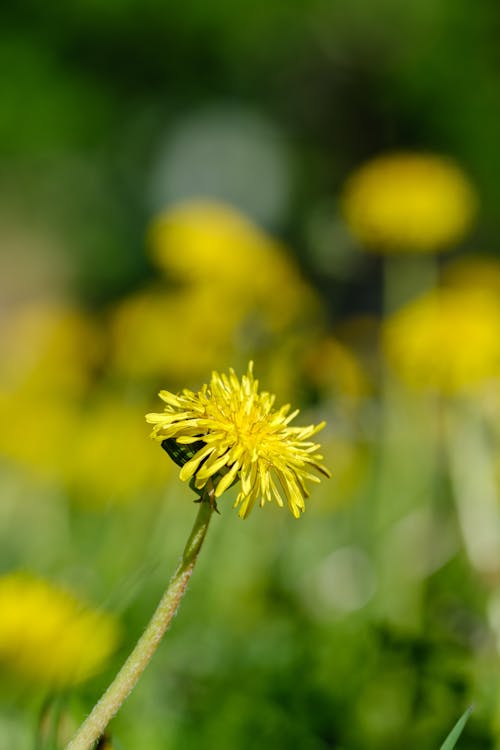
[147,362,330,518]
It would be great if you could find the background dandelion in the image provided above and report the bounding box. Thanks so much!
[0,573,119,687]
[341,153,477,253]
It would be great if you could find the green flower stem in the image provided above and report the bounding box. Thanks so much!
[383,253,438,314]
[445,403,500,574]
[65,493,215,750]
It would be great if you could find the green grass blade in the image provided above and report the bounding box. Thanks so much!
[440,706,473,750]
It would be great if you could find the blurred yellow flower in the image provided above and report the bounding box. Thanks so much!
[0,303,105,482]
[341,152,477,252]
[111,201,322,384]
[110,286,237,382]
[0,573,119,687]
[0,392,77,481]
[0,302,101,397]
[383,288,500,393]
[146,362,330,518]
[62,396,172,505]
[148,200,318,328]
[443,255,500,297]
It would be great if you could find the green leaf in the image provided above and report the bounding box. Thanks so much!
[440,706,473,750]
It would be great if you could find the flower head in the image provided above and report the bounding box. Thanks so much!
[149,200,319,328]
[0,573,119,687]
[383,288,500,394]
[146,363,330,518]
[341,152,477,253]
[62,396,172,506]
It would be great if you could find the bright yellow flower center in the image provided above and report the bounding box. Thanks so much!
[146,363,330,518]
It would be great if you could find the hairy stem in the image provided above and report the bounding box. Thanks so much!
[65,493,214,750]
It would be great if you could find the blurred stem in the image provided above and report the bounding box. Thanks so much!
[376,252,439,528]
[35,694,64,750]
[64,491,215,750]
[34,695,52,750]
[444,401,500,574]
[373,253,439,626]
[383,253,438,314]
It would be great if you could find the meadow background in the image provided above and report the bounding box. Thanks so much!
[2,2,500,748]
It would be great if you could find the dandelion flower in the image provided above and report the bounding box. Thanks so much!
[0,573,119,687]
[146,363,330,518]
[62,397,172,506]
[110,287,236,381]
[443,256,500,298]
[148,200,319,328]
[0,302,101,396]
[341,152,477,252]
[383,288,500,393]
[150,200,297,292]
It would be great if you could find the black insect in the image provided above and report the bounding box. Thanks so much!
[161,437,206,468]
[161,437,213,502]
[161,437,238,511]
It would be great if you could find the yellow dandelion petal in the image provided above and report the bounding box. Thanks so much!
[179,444,215,482]
[269,473,285,507]
[240,459,259,498]
[215,462,241,498]
[158,391,186,408]
[195,451,232,482]
[146,363,330,518]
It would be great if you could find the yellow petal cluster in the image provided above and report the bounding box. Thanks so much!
[383,288,500,393]
[341,152,477,252]
[0,573,119,687]
[146,363,330,518]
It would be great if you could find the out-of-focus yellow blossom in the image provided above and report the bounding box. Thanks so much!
[0,303,101,397]
[148,200,319,329]
[383,288,500,393]
[0,392,77,481]
[146,362,330,518]
[111,201,321,383]
[443,256,500,297]
[0,390,171,499]
[63,396,172,505]
[110,287,237,382]
[303,336,371,403]
[0,573,119,687]
[341,153,477,252]
[0,303,104,481]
